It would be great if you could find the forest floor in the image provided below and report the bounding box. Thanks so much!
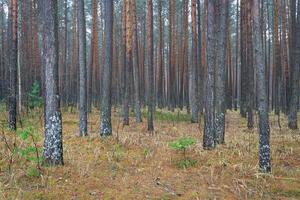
[1,108,300,200]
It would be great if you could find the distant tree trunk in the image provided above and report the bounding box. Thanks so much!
[8,0,18,131]
[169,0,176,110]
[100,0,113,136]
[197,0,203,114]
[78,0,87,136]
[234,0,239,110]
[281,0,288,114]
[157,0,164,108]
[203,0,216,149]
[246,0,254,129]
[63,0,68,107]
[132,0,142,123]
[252,0,271,173]
[240,0,247,117]
[215,0,227,144]
[190,0,199,123]
[288,0,300,129]
[89,0,99,111]
[273,0,281,116]
[123,0,130,126]
[147,0,154,131]
[41,0,64,166]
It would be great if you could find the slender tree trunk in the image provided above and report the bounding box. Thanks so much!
[203,0,216,149]
[78,0,87,136]
[147,0,154,131]
[190,0,199,123]
[100,0,113,136]
[288,0,299,129]
[8,0,18,131]
[215,0,228,144]
[41,0,64,166]
[252,0,271,173]
[123,0,130,126]
[157,0,164,109]
[132,0,142,123]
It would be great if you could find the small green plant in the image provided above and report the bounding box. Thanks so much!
[28,81,43,110]
[27,167,41,178]
[143,148,150,159]
[168,137,196,169]
[15,127,42,172]
[107,144,124,162]
[1,126,42,175]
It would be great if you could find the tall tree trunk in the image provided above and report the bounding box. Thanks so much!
[246,0,254,129]
[215,0,228,144]
[157,0,164,108]
[41,0,63,166]
[288,0,299,129]
[89,0,99,111]
[190,0,199,123]
[240,0,247,117]
[281,0,289,114]
[197,0,203,114]
[100,0,113,136]
[8,0,18,131]
[252,0,271,173]
[273,0,281,116]
[147,0,154,131]
[123,0,130,126]
[78,0,87,136]
[203,0,216,149]
[132,0,142,123]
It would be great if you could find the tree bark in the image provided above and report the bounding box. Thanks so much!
[41,0,63,166]
[100,0,113,136]
[78,0,87,136]
[8,0,18,131]
[147,0,154,131]
[190,0,199,123]
[215,0,227,144]
[252,0,271,173]
[132,0,142,123]
[203,0,216,149]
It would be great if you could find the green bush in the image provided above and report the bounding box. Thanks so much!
[28,81,43,110]
[168,137,196,169]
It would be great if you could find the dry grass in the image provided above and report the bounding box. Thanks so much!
[1,109,300,200]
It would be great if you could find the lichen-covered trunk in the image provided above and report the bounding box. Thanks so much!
[8,0,18,131]
[215,0,227,144]
[147,0,154,131]
[252,0,271,173]
[100,0,113,137]
[132,0,142,123]
[203,0,215,149]
[78,0,87,136]
[41,0,63,166]
[189,0,199,123]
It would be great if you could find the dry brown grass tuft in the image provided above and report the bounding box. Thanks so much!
[0,109,300,199]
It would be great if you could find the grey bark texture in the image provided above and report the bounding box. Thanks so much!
[252,0,271,173]
[147,0,154,131]
[78,0,87,136]
[8,0,18,131]
[100,0,113,137]
[41,0,64,166]
[203,0,216,149]
[215,0,227,144]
